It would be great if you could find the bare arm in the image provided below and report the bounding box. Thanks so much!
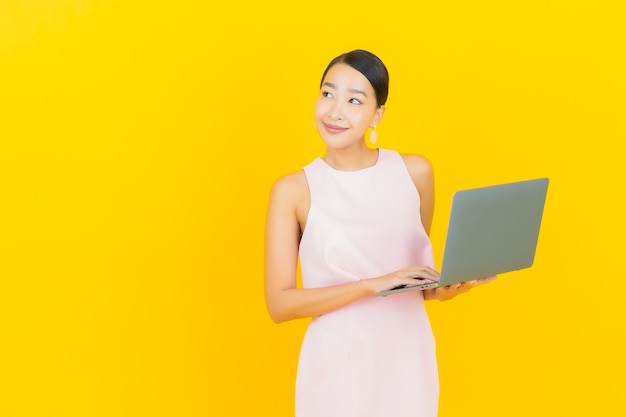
[401,153,435,236]
[400,154,442,301]
[263,172,438,323]
[401,154,496,301]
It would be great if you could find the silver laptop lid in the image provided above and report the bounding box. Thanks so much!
[438,177,549,286]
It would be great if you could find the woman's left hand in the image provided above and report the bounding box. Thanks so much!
[434,276,497,301]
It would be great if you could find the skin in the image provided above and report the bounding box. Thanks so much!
[264,63,494,323]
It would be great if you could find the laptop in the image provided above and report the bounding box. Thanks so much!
[375,177,549,296]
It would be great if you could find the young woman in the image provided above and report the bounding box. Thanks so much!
[264,49,493,417]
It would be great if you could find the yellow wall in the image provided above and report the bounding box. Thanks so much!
[1,1,624,416]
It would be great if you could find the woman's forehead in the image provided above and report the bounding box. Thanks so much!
[322,64,372,92]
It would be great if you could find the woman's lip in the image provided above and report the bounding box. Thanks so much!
[323,123,349,134]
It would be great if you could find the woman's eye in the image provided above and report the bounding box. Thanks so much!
[322,91,332,98]
[349,98,362,105]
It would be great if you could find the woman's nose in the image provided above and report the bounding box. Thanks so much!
[328,102,344,120]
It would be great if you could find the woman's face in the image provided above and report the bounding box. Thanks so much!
[314,63,384,149]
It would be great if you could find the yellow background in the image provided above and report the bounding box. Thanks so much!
[1,1,624,416]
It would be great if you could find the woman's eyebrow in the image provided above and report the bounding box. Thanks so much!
[322,82,367,97]
[348,88,367,97]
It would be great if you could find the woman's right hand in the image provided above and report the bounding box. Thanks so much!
[362,266,440,294]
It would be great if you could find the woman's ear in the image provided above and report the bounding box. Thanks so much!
[372,105,386,127]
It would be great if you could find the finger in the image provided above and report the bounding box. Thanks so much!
[423,266,440,275]
[410,268,440,280]
[409,272,438,280]
[447,282,469,293]
[412,276,438,283]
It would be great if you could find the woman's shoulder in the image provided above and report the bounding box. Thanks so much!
[269,170,308,202]
[398,152,434,178]
[272,170,307,187]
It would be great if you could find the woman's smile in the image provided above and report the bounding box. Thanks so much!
[322,122,349,134]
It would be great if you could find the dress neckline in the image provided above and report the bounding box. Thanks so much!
[319,148,382,173]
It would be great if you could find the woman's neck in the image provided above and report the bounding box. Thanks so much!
[322,146,379,171]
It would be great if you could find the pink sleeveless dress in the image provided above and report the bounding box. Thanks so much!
[296,148,439,417]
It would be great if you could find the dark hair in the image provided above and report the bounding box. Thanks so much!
[319,49,389,107]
